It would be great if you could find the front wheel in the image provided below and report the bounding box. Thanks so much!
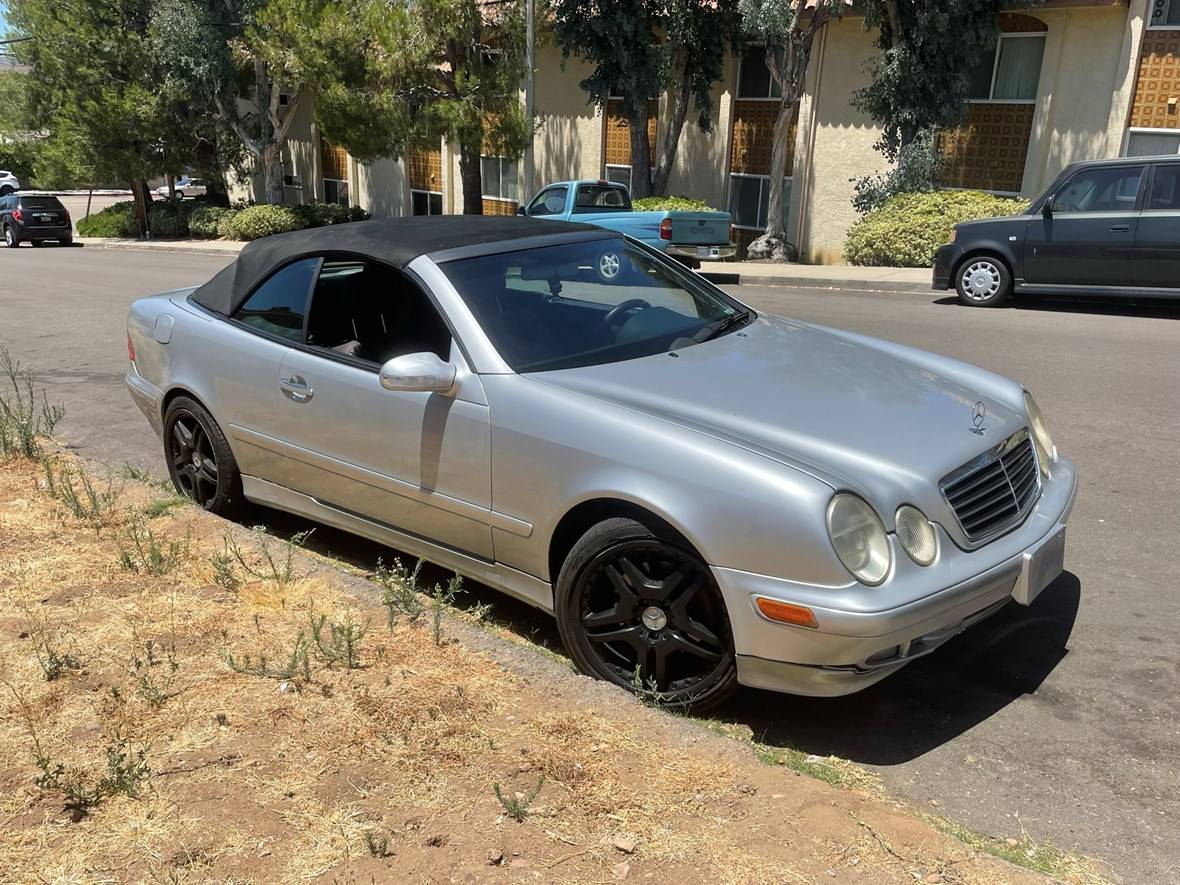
[555,518,738,712]
[162,396,243,516]
[955,256,1011,307]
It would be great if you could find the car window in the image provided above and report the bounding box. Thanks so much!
[1147,165,1180,211]
[527,186,567,216]
[304,259,451,364]
[0,197,10,210]
[234,257,320,342]
[442,239,747,373]
[1052,165,1144,213]
[19,196,66,211]
[571,184,632,213]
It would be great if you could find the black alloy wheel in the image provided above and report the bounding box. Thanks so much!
[556,518,738,711]
[162,396,242,516]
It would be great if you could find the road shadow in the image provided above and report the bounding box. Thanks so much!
[716,571,1081,765]
[934,294,1180,320]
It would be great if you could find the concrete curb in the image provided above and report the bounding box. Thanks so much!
[76,237,244,258]
[706,272,931,293]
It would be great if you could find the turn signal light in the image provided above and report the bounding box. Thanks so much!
[659,217,672,240]
[755,597,818,629]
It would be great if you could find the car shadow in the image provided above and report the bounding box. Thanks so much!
[934,294,1180,320]
[715,571,1081,765]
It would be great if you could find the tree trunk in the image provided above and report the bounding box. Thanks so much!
[652,49,692,197]
[130,178,151,238]
[746,98,795,261]
[166,174,176,201]
[627,101,653,199]
[262,142,284,206]
[458,141,484,214]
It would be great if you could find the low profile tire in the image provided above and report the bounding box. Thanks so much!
[4,225,19,248]
[955,255,1011,307]
[555,518,738,712]
[162,396,243,517]
[595,247,624,283]
[59,236,73,247]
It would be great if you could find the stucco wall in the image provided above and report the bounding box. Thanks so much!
[663,52,735,210]
[352,156,408,218]
[225,96,317,206]
[530,43,603,196]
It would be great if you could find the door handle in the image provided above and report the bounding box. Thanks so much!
[1109,224,1130,232]
[280,375,314,402]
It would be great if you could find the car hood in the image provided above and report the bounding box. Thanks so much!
[530,314,1028,519]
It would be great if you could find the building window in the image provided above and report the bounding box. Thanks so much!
[727,174,790,230]
[411,189,443,215]
[737,46,783,100]
[323,178,350,207]
[967,34,1045,102]
[480,156,519,201]
[283,173,302,189]
[604,164,631,191]
[1150,0,1180,27]
[1125,129,1180,157]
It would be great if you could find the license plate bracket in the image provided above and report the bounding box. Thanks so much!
[1012,526,1065,606]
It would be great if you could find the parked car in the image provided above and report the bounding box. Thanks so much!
[156,177,208,199]
[0,170,19,196]
[935,155,1180,306]
[519,180,735,276]
[126,216,1075,710]
[1,192,72,247]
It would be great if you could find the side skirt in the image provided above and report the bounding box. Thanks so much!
[240,475,555,614]
[1015,282,1180,299]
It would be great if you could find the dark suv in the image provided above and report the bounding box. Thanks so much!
[934,156,1180,306]
[0,193,72,248]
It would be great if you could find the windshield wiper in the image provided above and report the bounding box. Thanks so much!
[691,309,754,344]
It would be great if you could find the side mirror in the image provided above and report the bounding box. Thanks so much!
[516,205,527,216]
[379,352,457,393]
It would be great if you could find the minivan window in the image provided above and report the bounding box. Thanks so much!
[1051,166,1144,213]
[234,257,320,342]
[1148,166,1180,211]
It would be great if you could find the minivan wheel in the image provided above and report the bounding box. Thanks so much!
[555,518,738,712]
[955,256,1011,307]
[162,396,243,517]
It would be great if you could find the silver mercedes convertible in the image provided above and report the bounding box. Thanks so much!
[126,216,1077,710]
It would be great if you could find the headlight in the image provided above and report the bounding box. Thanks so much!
[1023,391,1056,476]
[826,494,891,586]
[895,505,937,566]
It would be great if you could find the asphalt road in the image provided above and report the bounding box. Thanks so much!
[1,245,1177,881]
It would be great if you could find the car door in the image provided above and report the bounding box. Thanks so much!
[276,258,494,560]
[218,256,321,486]
[1133,162,1180,290]
[1023,163,1146,287]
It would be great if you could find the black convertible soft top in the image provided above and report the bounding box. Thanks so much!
[190,214,606,316]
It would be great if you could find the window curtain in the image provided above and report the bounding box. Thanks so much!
[992,37,1045,101]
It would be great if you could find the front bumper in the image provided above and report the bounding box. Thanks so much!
[666,244,737,261]
[932,242,961,290]
[716,456,1078,697]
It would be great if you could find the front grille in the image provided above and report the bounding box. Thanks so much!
[941,430,1040,541]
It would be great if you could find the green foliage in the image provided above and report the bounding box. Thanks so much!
[224,526,312,590]
[220,629,313,683]
[430,575,463,647]
[0,346,64,460]
[375,557,425,629]
[41,456,121,527]
[291,201,370,228]
[493,775,544,823]
[188,206,232,238]
[33,731,151,818]
[223,204,302,240]
[117,516,189,575]
[0,139,41,185]
[844,190,1026,267]
[129,634,181,709]
[851,129,944,215]
[75,202,138,238]
[309,612,369,669]
[147,200,195,237]
[216,208,241,238]
[632,195,719,212]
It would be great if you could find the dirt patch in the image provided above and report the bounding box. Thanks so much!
[0,452,1080,883]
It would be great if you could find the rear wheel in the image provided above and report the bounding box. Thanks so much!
[4,225,19,248]
[162,396,243,517]
[555,518,738,712]
[955,256,1011,307]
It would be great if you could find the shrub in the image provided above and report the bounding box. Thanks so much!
[850,130,943,215]
[188,206,233,238]
[147,200,192,237]
[216,208,240,239]
[292,201,370,228]
[844,190,1027,267]
[223,204,302,240]
[632,195,719,212]
[75,201,137,238]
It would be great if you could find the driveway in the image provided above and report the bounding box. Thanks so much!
[1,246,1176,881]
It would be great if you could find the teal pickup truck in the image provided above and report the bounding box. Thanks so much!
[517,180,735,277]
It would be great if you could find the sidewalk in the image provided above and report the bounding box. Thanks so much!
[76,236,245,257]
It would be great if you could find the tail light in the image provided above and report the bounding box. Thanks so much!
[127,332,136,363]
[11,208,22,222]
[659,218,672,241]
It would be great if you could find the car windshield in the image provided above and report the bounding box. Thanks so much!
[441,239,748,373]
[20,197,64,211]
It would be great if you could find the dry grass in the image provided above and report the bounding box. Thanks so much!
[0,450,1107,884]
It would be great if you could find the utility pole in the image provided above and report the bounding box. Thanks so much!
[523,0,535,201]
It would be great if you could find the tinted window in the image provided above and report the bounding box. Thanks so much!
[442,239,746,373]
[1052,166,1144,213]
[738,47,782,99]
[305,260,450,363]
[20,196,65,211]
[527,185,567,216]
[571,185,632,213]
[1148,166,1180,211]
[234,257,320,342]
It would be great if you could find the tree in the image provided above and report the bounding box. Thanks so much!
[736,0,847,261]
[264,0,530,213]
[551,0,741,199]
[153,0,310,205]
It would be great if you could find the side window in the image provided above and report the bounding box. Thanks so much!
[527,185,567,216]
[234,257,320,342]
[1052,166,1144,214]
[304,259,451,365]
[1147,166,1180,211]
